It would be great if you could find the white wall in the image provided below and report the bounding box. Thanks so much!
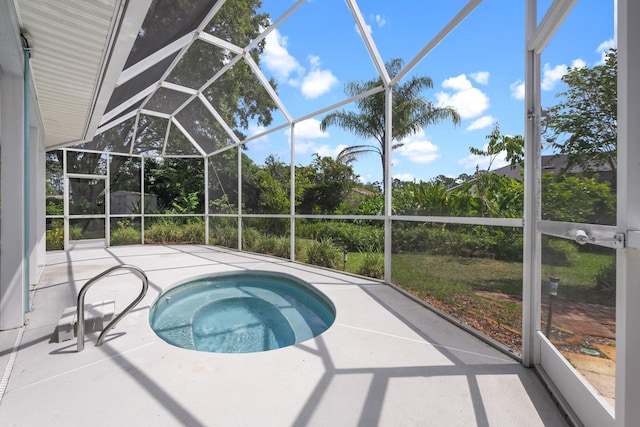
[0,71,26,330]
[0,0,45,328]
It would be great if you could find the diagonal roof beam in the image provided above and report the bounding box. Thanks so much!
[198,93,241,145]
[99,83,157,125]
[391,0,482,86]
[528,0,578,54]
[171,117,208,157]
[95,110,137,135]
[171,54,244,120]
[345,0,390,86]
[245,0,308,52]
[199,32,243,55]
[294,85,385,125]
[84,0,153,143]
[117,33,194,86]
[161,117,173,156]
[243,52,292,123]
[121,0,230,139]
[159,81,198,95]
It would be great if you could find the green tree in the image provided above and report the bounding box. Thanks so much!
[469,123,524,171]
[541,173,615,225]
[242,159,289,215]
[429,174,458,188]
[319,58,460,186]
[157,0,276,141]
[298,155,357,214]
[144,158,205,213]
[55,0,277,217]
[208,149,240,214]
[543,49,617,184]
[461,124,525,217]
[392,181,451,216]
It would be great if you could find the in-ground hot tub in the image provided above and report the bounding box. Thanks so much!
[149,271,335,353]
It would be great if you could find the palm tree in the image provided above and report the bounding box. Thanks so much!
[320,58,460,187]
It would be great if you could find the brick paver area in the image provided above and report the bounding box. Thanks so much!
[542,298,615,339]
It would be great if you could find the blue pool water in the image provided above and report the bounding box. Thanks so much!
[149,271,335,353]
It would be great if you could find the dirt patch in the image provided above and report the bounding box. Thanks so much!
[410,290,616,361]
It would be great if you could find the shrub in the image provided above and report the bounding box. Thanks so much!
[46,224,82,250]
[358,249,384,279]
[242,227,261,252]
[254,235,276,254]
[46,227,64,250]
[305,238,341,269]
[594,261,616,304]
[296,221,383,252]
[144,219,204,244]
[111,221,141,245]
[390,224,523,262]
[212,226,238,249]
[273,237,291,258]
[541,236,577,266]
[145,221,180,243]
[181,222,205,243]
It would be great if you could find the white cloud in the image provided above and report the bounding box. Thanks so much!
[510,80,525,100]
[286,118,328,139]
[436,74,489,119]
[541,63,568,91]
[294,140,317,155]
[541,59,585,91]
[286,119,345,158]
[571,58,587,69]
[597,38,616,64]
[262,29,303,82]
[246,124,269,148]
[442,74,473,91]
[263,31,337,99]
[292,140,346,158]
[466,115,495,131]
[301,67,338,99]
[358,14,386,35]
[395,130,440,164]
[357,174,371,184]
[470,71,490,85]
[355,22,372,36]
[458,143,509,171]
[393,173,416,182]
[316,144,347,158]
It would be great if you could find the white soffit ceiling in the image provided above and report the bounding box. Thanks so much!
[18,0,119,148]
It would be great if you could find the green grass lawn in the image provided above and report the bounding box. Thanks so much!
[542,251,614,304]
[391,251,614,306]
[391,254,521,297]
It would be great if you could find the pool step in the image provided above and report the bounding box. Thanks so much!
[54,300,116,343]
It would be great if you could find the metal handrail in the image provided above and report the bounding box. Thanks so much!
[76,264,149,352]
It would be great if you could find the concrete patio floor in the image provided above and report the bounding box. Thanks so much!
[0,245,569,426]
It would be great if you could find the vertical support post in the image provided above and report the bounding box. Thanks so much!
[140,156,145,244]
[22,46,31,312]
[290,123,296,261]
[383,85,393,284]
[105,154,110,247]
[63,149,69,250]
[0,73,26,329]
[522,0,542,367]
[616,0,640,423]
[33,128,46,282]
[237,142,242,251]
[204,156,209,245]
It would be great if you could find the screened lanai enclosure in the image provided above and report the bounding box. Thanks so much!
[3,0,640,425]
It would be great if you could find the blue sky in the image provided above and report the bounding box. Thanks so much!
[243,0,615,185]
